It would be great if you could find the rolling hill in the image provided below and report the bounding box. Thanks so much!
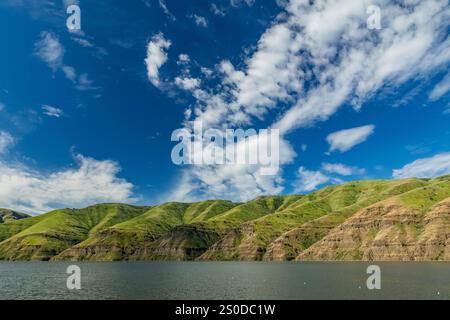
[0,209,30,223]
[0,176,449,261]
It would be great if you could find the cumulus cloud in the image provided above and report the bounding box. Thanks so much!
[166,0,450,202]
[274,0,450,134]
[393,152,450,179]
[0,154,136,214]
[429,72,450,101]
[175,76,200,91]
[326,125,375,153]
[42,105,63,118]
[170,134,295,202]
[145,33,171,87]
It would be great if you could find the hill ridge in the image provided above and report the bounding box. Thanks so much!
[0,176,449,261]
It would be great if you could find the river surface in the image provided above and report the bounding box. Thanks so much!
[0,262,448,300]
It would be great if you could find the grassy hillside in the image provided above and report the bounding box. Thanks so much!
[56,200,239,261]
[0,204,149,260]
[0,176,449,261]
[0,209,30,223]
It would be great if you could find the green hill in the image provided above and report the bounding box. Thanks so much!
[0,176,449,261]
[0,209,30,223]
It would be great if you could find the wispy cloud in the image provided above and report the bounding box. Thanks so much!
[164,0,449,202]
[158,0,176,20]
[326,125,375,153]
[211,3,226,16]
[230,0,255,8]
[393,152,450,179]
[429,72,450,101]
[294,167,331,192]
[42,105,63,118]
[322,163,366,176]
[0,131,14,154]
[35,31,64,72]
[35,31,97,91]
[190,14,208,27]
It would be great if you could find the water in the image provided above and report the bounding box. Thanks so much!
[0,262,448,300]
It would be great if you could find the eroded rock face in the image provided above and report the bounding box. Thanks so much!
[263,213,350,261]
[413,200,450,260]
[198,223,262,261]
[297,198,450,261]
[263,228,302,261]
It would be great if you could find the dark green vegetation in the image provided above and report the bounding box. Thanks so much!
[1,176,449,261]
[0,209,29,223]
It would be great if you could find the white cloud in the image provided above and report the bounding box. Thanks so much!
[145,33,171,87]
[170,135,295,202]
[35,31,97,91]
[294,167,330,192]
[42,105,63,118]
[71,37,94,48]
[62,65,77,82]
[178,54,190,64]
[0,131,14,154]
[326,125,375,153]
[211,3,226,16]
[429,72,450,101]
[322,163,365,176]
[35,31,64,71]
[158,0,176,20]
[167,0,450,202]
[393,152,450,179]
[75,73,97,91]
[230,0,255,7]
[191,14,208,27]
[0,154,136,214]
[175,76,200,91]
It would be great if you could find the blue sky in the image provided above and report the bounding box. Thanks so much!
[0,0,449,214]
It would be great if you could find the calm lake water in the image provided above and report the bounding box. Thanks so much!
[0,262,448,300]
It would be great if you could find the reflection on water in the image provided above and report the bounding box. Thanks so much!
[0,262,448,300]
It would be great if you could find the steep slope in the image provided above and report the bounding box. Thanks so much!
[56,200,239,261]
[0,176,449,261]
[0,209,30,223]
[0,215,45,243]
[263,178,429,260]
[297,176,450,261]
[200,179,429,261]
[0,204,149,261]
[134,196,302,261]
